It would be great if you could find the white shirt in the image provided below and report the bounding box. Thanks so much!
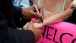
[12,0,30,8]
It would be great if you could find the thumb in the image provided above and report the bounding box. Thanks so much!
[27,21,34,30]
[31,11,41,18]
[38,6,44,19]
[29,21,34,26]
[41,7,44,19]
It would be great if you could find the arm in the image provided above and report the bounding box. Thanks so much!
[43,8,73,25]
[5,27,35,43]
[13,6,22,19]
[65,10,76,24]
[13,6,22,27]
[0,11,35,43]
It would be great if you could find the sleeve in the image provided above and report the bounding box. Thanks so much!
[13,6,22,27]
[4,27,35,43]
[20,0,30,8]
[13,6,22,18]
[0,10,35,43]
[29,0,33,6]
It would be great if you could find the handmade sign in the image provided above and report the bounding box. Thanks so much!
[31,18,76,43]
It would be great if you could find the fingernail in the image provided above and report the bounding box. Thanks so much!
[30,21,33,24]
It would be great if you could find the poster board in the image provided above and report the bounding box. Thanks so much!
[31,18,76,43]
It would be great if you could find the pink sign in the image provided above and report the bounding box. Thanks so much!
[31,18,76,43]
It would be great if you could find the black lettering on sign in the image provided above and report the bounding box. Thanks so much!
[53,29,58,43]
[42,25,75,43]
[46,26,52,40]
[60,33,73,43]
[42,25,47,38]
[71,38,76,43]
[47,26,58,43]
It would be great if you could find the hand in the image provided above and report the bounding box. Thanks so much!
[23,22,29,30]
[23,22,43,30]
[21,5,43,19]
[44,11,52,19]
[69,0,76,10]
[33,22,44,28]
[23,22,42,42]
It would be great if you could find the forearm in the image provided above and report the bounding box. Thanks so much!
[43,8,73,25]
[6,27,35,43]
[13,6,22,18]
[13,6,22,27]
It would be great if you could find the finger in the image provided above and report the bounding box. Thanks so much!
[71,6,75,9]
[28,21,34,28]
[40,7,44,19]
[45,11,51,18]
[37,6,41,10]
[69,2,76,10]
[73,4,76,8]
[34,23,43,29]
[37,6,44,18]
[37,6,43,12]
[26,15,31,19]
[22,14,30,19]
[23,22,29,30]
[47,12,51,17]
[70,5,76,10]
[32,5,44,18]
[27,23,31,30]
[30,10,41,18]
[29,21,33,25]
[44,12,49,18]
[37,6,41,8]
[38,29,42,33]
[37,6,42,12]
[30,5,35,11]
